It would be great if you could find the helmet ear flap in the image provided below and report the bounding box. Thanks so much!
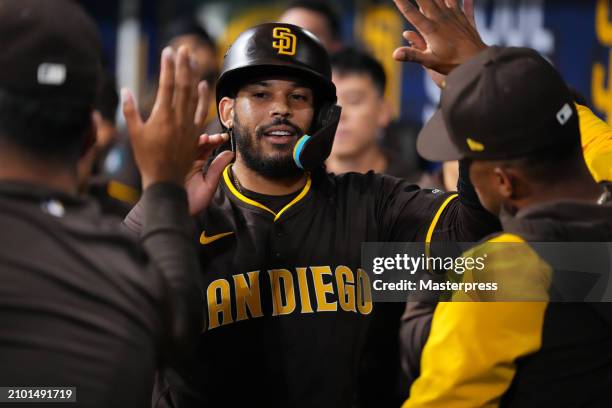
[293,104,341,171]
[314,102,340,133]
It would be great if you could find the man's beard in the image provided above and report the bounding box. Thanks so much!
[233,114,304,179]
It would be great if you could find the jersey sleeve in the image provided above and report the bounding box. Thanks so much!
[403,235,550,407]
[379,164,500,243]
[135,183,203,367]
[402,302,547,408]
[577,104,612,183]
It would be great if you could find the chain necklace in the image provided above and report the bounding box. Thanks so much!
[229,165,244,194]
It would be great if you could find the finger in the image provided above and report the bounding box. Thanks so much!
[432,0,447,12]
[194,81,210,129]
[197,132,229,154]
[205,150,235,186]
[403,30,427,51]
[121,88,143,138]
[174,45,196,124]
[463,0,476,28]
[392,46,433,66]
[393,0,435,35]
[155,47,175,110]
[445,0,460,10]
[414,0,441,18]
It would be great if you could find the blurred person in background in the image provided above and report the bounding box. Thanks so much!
[327,47,393,175]
[279,0,343,52]
[163,18,219,90]
[329,47,442,190]
[0,0,232,405]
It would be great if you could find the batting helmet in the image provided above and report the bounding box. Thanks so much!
[216,23,341,171]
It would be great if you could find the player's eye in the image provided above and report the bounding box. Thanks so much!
[290,93,309,102]
[252,92,268,99]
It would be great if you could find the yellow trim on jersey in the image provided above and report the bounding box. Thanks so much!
[425,194,458,257]
[576,104,612,182]
[107,180,140,204]
[222,165,312,222]
[486,233,525,244]
[274,178,311,221]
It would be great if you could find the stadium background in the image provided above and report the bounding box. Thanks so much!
[80,0,612,127]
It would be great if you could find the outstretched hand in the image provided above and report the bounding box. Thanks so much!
[392,0,486,79]
[122,45,233,212]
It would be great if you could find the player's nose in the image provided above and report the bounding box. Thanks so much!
[269,94,292,119]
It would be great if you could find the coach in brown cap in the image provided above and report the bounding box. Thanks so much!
[389,1,612,406]
[0,0,231,406]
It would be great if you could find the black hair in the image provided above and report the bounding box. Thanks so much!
[0,88,92,162]
[285,0,341,40]
[330,47,387,95]
[162,17,216,52]
[501,133,584,184]
[94,73,119,125]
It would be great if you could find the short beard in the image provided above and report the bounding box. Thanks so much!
[233,114,304,179]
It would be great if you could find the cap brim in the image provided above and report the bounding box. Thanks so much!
[417,109,465,162]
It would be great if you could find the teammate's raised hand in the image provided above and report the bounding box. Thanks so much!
[392,0,486,76]
[122,45,224,190]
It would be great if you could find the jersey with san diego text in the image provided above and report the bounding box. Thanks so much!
[126,167,498,408]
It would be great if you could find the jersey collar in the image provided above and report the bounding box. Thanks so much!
[222,165,311,222]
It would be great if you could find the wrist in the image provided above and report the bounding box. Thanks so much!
[141,173,186,191]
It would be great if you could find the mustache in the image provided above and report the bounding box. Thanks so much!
[256,119,304,138]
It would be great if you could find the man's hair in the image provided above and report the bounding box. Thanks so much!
[330,47,387,95]
[500,135,583,184]
[285,0,341,40]
[94,73,119,125]
[162,18,216,51]
[0,88,92,162]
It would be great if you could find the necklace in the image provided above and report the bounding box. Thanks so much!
[230,165,244,194]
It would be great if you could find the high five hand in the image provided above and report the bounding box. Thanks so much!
[392,0,487,77]
[122,45,233,212]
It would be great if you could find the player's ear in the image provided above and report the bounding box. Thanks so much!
[219,97,235,129]
[494,166,526,200]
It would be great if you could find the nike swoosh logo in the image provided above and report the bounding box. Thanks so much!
[200,230,234,245]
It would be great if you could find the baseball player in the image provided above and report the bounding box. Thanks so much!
[125,12,500,408]
[405,45,612,407]
[393,1,612,392]
[0,0,229,405]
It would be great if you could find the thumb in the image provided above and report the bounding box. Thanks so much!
[121,88,143,138]
[403,30,427,51]
[392,46,433,67]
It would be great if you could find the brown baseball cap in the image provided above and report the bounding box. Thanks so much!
[0,0,102,104]
[417,46,579,162]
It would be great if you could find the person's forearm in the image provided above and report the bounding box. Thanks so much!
[139,183,202,357]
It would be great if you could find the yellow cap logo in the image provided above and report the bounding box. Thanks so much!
[466,138,485,152]
[272,27,297,56]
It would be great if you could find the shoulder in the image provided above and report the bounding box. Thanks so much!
[320,169,431,196]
